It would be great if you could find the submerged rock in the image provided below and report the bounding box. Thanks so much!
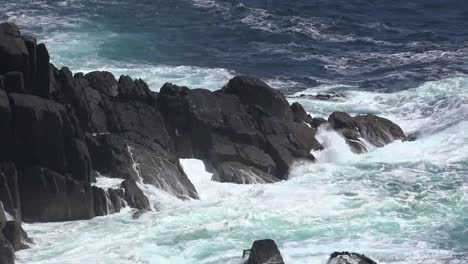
[243,239,285,264]
[327,252,377,264]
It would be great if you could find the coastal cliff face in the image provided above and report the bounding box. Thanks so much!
[0,22,404,263]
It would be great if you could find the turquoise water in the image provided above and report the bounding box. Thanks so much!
[2,0,468,263]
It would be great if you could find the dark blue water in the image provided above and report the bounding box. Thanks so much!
[2,0,468,92]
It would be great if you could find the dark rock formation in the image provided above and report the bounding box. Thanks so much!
[0,203,15,264]
[222,76,293,120]
[121,179,150,210]
[0,234,14,264]
[296,92,346,101]
[243,239,285,264]
[18,166,95,222]
[2,221,31,251]
[0,21,407,263]
[0,162,20,220]
[329,111,406,153]
[158,79,323,183]
[327,252,377,264]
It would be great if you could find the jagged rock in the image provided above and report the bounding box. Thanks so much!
[244,239,285,264]
[85,71,118,97]
[327,252,377,264]
[222,76,293,120]
[2,220,31,251]
[125,132,198,199]
[18,166,95,222]
[36,43,50,97]
[118,75,153,102]
[158,81,321,183]
[121,179,150,210]
[291,102,312,124]
[58,68,114,132]
[259,117,322,177]
[0,234,14,264]
[86,133,198,199]
[0,22,28,75]
[329,111,405,153]
[10,93,91,182]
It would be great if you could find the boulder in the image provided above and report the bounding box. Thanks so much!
[329,111,405,153]
[121,179,150,210]
[327,252,377,264]
[244,239,285,264]
[221,76,293,120]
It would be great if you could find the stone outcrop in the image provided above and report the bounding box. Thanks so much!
[327,252,378,264]
[157,79,323,184]
[243,239,285,264]
[328,111,406,153]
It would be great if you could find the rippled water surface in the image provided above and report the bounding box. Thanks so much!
[2,0,467,263]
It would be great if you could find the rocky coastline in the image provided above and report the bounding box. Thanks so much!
[0,22,405,263]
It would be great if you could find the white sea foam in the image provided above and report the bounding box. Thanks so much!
[93,175,124,190]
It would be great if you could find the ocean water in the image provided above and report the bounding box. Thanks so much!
[2,0,468,263]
